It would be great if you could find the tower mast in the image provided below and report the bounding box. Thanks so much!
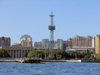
[48,12,56,59]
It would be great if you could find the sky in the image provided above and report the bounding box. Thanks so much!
[0,0,100,45]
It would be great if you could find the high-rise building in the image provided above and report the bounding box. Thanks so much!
[20,35,32,47]
[63,41,67,50]
[63,38,72,50]
[55,39,63,50]
[66,38,72,47]
[92,38,95,48]
[72,35,92,47]
[42,39,50,49]
[95,35,100,55]
[0,37,10,47]
[42,39,63,50]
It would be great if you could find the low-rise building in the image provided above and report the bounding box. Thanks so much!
[66,46,94,53]
[2,45,34,58]
[34,42,42,49]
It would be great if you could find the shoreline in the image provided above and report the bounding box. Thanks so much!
[0,58,100,63]
[0,58,81,63]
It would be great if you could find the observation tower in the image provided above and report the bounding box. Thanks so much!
[48,12,56,59]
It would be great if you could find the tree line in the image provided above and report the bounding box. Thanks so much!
[0,48,100,61]
[27,49,99,61]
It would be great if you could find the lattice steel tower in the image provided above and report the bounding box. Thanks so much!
[48,12,56,59]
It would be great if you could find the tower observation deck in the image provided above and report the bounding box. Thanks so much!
[48,12,56,59]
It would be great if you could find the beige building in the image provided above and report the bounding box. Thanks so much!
[72,35,92,47]
[95,35,100,55]
[92,38,95,48]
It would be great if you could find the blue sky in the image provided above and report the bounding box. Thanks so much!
[0,0,100,44]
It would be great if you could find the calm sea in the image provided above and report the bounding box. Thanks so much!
[0,62,100,75]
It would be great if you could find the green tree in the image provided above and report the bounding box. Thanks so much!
[0,48,10,58]
[27,49,66,60]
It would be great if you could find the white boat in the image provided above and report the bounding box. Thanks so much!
[66,59,81,62]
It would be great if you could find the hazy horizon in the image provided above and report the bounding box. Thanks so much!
[0,0,100,44]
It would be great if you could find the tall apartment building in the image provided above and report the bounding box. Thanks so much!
[63,41,67,50]
[20,35,32,47]
[95,35,100,55]
[92,38,95,48]
[0,37,10,47]
[66,38,72,47]
[63,38,72,50]
[55,39,63,50]
[42,39,50,49]
[72,35,92,47]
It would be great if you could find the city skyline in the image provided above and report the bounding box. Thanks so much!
[0,0,100,44]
